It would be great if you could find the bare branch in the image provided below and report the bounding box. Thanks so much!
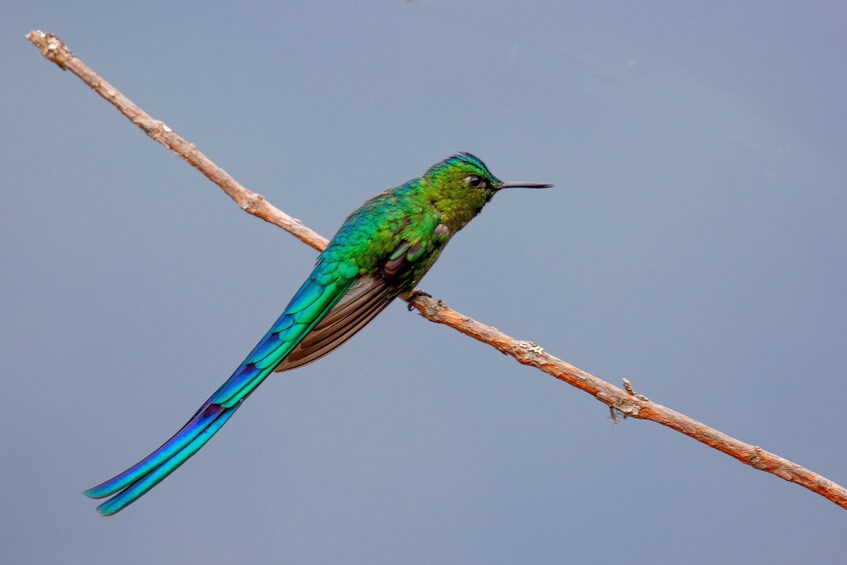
[27,30,847,511]
[25,30,327,252]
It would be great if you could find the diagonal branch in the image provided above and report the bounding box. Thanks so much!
[27,30,847,511]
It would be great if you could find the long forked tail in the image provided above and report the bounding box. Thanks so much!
[84,274,357,515]
[83,398,243,515]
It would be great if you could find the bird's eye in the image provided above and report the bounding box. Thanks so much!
[465,175,485,188]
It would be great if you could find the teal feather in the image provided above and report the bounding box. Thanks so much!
[84,274,355,513]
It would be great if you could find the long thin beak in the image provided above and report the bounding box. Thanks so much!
[496,181,553,190]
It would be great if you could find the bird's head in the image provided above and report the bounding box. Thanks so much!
[421,152,551,230]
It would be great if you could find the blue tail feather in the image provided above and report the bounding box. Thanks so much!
[84,402,229,499]
[94,404,239,516]
[84,275,355,514]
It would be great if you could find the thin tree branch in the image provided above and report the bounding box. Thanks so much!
[25,31,327,252]
[27,30,847,511]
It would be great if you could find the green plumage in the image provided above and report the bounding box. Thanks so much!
[84,153,550,514]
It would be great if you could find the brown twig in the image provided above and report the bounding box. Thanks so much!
[25,31,327,253]
[27,29,847,511]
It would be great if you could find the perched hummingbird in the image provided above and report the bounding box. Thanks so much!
[84,153,551,515]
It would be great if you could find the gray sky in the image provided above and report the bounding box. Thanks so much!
[3,2,846,563]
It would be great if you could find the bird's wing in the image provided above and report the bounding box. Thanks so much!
[275,221,450,372]
[274,275,394,371]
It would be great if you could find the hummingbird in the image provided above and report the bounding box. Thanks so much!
[84,152,551,515]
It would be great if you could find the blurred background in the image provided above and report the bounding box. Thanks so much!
[2,2,845,563]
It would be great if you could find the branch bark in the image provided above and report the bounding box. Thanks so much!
[27,30,847,511]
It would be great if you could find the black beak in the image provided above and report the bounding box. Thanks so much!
[496,181,553,190]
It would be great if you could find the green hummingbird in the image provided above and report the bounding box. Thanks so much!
[84,152,551,515]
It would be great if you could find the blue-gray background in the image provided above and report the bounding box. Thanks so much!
[2,2,845,563]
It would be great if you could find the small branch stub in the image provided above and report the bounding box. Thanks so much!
[622,377,649,401]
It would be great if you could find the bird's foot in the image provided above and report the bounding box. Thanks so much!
[404,289,432,311]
